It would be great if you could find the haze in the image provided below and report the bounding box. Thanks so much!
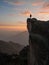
[0,0,49,45]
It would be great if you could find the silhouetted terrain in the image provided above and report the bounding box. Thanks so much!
[19,45,29,65]
[0,31,29,65]
[0,41,28,65]
[0,40,24,54]
[27,18,49,65]
[0,52,19,65]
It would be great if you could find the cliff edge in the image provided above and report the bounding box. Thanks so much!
[27,17,49,65]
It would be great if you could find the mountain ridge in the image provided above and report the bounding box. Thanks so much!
[0,40,24,55]
[0,31,29,46]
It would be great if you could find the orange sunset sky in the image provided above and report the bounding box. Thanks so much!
[0,0,49,31]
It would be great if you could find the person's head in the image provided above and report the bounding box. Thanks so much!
[30,14,32,18]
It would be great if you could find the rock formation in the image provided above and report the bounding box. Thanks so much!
[27,17,49,65]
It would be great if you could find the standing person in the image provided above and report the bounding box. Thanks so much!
[27,14,32,33]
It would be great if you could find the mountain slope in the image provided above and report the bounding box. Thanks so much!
[0,31,29,46]
[9,31,29,46]
[0,40,24,55]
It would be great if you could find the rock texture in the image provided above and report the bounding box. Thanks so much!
[27,18,49,65]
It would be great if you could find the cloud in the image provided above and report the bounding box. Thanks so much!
[38,12,49,14]
[8,14,16,16]
[36,2,49,14]
[43,2,49,8]
[4,0,25,5]
[0,25,26,31]
[32,1,44,6]
[12,2,25,5]
[41,2,49,11]
[17,21,26,24]
[32,0,44,6]
[35,11,49,20]
[19,10,32,16]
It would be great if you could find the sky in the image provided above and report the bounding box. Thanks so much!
[0,0,49,31]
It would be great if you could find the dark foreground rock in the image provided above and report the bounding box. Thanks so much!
[27,18,49,65]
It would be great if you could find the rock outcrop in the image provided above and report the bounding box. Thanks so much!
[27,17,49,65]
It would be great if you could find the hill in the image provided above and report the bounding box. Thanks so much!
[0,31,29,46]
[0,40,24,55]
[9,31,29,46]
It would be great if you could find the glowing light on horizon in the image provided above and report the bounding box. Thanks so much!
[0,25,27,31]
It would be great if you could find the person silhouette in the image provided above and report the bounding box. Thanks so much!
[30,14,32,18]
[27,14,32,33]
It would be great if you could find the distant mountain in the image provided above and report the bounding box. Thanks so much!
[9,31,29,46]
[0,40,24,55]
[0,31,29,46]
[0,30,22,41]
